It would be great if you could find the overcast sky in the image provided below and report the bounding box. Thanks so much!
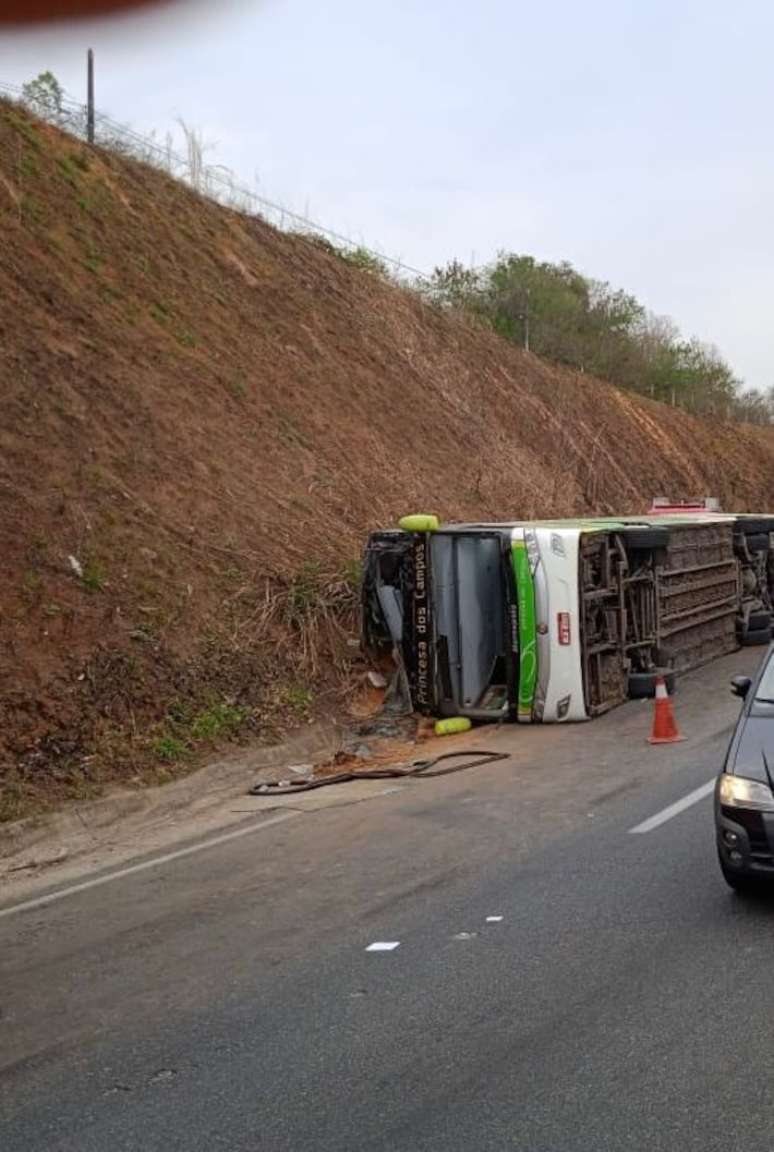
[3,0,773,390]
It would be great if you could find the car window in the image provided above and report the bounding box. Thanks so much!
[754,651,774,703]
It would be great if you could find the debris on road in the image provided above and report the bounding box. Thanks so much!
[249,750,510,796]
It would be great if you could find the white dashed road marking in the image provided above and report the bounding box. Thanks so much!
[628,779,716,834]
[0,811,299,921]
[486,916,503,923]
[366,941,400,952]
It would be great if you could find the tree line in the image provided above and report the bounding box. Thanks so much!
[426,255,773,424]
[17,72,773,425]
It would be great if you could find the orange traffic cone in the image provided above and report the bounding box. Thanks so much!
[648,676,685,744]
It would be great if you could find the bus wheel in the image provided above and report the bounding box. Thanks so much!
[627,669,676,699]
[739,624,773,647]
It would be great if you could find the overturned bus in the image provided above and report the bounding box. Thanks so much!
[361,512,774,723]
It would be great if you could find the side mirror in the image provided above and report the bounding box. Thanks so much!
[731,676,752,699]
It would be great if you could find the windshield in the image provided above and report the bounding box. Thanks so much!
[754,651,774,703]
[430,534,508,716]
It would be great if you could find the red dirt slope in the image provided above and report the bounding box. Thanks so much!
[1,98,773,816]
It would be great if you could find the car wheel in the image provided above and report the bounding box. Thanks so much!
[627,669,676,699]
[719,852,768,894]
[739,624,773,647]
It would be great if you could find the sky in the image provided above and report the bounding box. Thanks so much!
[2,0,773,390]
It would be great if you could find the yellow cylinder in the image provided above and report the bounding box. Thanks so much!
[434,717,472,736]
[398,514,439,533]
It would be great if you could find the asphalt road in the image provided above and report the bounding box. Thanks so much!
[3,650,774,1151]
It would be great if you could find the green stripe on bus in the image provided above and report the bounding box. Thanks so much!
[512,541,537,718]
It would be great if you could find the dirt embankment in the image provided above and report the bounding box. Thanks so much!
[2,98,773,818]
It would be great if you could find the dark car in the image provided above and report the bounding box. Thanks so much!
[716,644,774,891]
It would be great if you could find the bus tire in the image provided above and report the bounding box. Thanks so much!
[623,527,670,551]
[736,518,774,535]
[744,533,771,554]
[627,669,676,699]
[740,625,773,647]
[746,611,772,633]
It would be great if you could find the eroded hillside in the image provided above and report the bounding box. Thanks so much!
[2,98,773,816]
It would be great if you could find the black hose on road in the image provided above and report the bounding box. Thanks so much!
[248,750,510,796]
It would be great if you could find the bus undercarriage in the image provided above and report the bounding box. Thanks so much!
[362,514,774,723]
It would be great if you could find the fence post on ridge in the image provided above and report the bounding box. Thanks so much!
[87,49,95,145]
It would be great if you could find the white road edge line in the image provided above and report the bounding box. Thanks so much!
[0,811,299,921]
[628,778,716,834]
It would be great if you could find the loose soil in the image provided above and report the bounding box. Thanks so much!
[2,98,773,819]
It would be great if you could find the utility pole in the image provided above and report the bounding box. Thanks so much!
[87,48,95,145]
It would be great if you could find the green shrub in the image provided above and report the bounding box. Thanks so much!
[153,735,187,763]
[82,561,106,591]
[338,245,390,278]
[189,702,245,743]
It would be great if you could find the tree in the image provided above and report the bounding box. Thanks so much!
[582,281,645,386]
[732,388,772,425]
[22,71,64,122]
[485,255,591,362]
[673,340,739,416]
[428,260,483,310]
[635,314,682,401]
